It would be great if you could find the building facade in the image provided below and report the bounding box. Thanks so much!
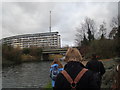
[2,32,61,49]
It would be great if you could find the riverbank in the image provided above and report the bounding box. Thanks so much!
[2,45,43,68]
[2,59,52,68]
[101,58,120,88]
[44,82,52,88]
[2,59,20,67]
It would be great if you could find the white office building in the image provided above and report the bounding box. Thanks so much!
[2,32,61,49]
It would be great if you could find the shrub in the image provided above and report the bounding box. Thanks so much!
[22,48,30,55]
[88,39,117,59]
[2,44,22,64]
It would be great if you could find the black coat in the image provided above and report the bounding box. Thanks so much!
[54,61,99,89]
[86,59,105,76]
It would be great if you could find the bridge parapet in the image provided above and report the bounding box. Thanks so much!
[42,48,68,54]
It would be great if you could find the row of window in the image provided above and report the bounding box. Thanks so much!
[13,44,59,48]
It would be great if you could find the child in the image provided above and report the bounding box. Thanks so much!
[50,58,63,88]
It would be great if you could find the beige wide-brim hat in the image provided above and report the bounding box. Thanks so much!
[64,48,83,62]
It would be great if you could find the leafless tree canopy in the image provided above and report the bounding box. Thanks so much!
[75,17,96,46]
[109,17,118,39]
[110,17,118,28]
[99,21,107,38]
[85,17,96,35]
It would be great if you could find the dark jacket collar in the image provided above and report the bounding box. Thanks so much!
[66,61,85,68]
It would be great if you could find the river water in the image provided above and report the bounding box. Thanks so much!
[2,60,119,89]
[2,61,87,88]
[2,61,59,88]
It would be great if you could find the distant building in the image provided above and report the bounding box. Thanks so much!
[2,32,61,49]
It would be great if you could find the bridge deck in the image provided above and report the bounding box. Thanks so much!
[42,48,68,54]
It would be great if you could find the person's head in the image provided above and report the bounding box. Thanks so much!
[51,58,63,68]
[53,58,58,63]
[64,48,83,62]
[91,54,97,60]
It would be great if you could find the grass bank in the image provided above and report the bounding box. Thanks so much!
[44,81,53,90]
[101,58,120,88]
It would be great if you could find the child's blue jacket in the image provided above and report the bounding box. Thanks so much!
[50,64,63,87]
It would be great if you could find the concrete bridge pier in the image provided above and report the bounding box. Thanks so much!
[41,54,43,61]
[42,54,49,61]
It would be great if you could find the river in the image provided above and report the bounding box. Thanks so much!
[2,61,87,88]
[2,61,57,88]
[2,59,119,89]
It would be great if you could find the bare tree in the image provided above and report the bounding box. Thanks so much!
[109,17,118,39]
[85,17,96,41]
[110,17,118,28]
[99,21,107,39]
[75,17,96,46]
[109,27,118,39]
[75,23,85,46]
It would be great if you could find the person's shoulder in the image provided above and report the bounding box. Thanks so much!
[51,64,59,67]
[98,60,103,64]
[82,69,95,80]
[64,63,68,69]
[59,68,64,71]
[80,68,93,76]
[86,69,101,81]
[86,69,94,75]
[86,60,93,64]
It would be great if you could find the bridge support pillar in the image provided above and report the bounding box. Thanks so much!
[43,54,49,61]
[41,54,43,61]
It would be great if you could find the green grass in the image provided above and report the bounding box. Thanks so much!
[44,81,52,89]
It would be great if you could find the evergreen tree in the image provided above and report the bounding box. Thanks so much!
[81,34,88,46]
[87,27,93,42]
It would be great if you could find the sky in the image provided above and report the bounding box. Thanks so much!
[1,1,118,47]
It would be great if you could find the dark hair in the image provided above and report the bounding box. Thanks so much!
[54,61,57,64]
[92,54,97,60]
[92,54,96,58]
[51,58,63,68]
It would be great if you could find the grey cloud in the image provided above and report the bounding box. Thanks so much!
[2,2,118,47]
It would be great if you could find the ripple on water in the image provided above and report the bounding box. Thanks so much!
[2,61,53,88]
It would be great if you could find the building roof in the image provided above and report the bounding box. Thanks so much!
[2,32,59,40]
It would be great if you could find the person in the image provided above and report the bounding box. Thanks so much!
[86,54,105,88]
[54,48,99,89]
[50,58,64,88]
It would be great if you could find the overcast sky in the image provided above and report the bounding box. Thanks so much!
[2,1,118,47]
